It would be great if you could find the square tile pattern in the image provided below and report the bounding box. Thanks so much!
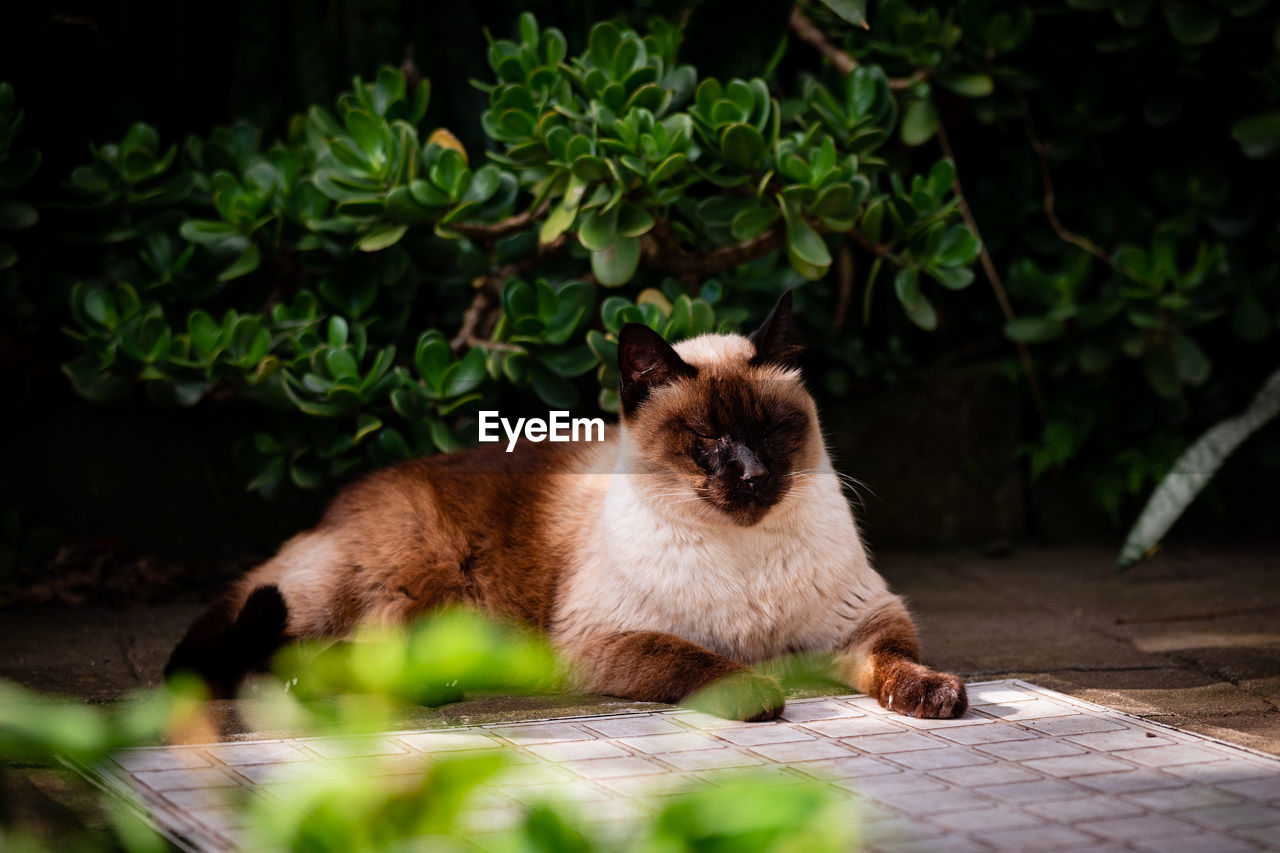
[90,681,1280,851]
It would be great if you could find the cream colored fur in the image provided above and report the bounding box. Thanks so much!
[552,333,899,680]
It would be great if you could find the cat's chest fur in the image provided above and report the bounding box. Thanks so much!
[552,465,891,663]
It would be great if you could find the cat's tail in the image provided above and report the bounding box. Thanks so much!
[164,584,291,699]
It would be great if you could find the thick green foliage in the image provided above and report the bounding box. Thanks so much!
[4,0,1279,522]
[803,0,1280,519]
[39,10,977,497]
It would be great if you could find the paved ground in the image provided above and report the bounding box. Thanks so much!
[3,544,1276,754]
[3,543,1279,849]
[95,681,1280,852]
[891,545,1280,757]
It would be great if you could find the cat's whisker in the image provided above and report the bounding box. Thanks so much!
[838,478,876,503]
[781,468,872,512]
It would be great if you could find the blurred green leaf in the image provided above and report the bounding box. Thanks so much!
[732,206,781,241]
[935,225,980,267]
[540,345,598,378]
[938,73,994,98]
[894,267,937,330]
[530,363,578,408]
[816,0,867,28]
[179,219,240,245]
[928,265,974,290]
[1164,2,1220,45]
[357,224,408,252]
[901,100,939,147]
[1174,334,1210,384]
[721,123,766,169]
[62,356,130,403]
[218,243,261,281]
[591,234,641,287]
[578,206,618,251]
[1232,113,1280,158]
[1005,316,1064,343]
[785,216,831,276]
[0,200,37,230]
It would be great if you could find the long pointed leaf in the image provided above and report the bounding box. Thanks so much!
[1117,367,1280,571]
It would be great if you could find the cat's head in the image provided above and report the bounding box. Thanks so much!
[617,290,821,526]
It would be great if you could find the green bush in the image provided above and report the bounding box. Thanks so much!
[6,0,1280,523]
[44,9,977,497]
[796,0,1280,519]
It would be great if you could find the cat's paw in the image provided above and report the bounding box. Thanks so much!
[685,669,785,722]
[879,662,967,719]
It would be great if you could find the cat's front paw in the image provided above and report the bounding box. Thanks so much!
[879,662,967,719]
[685,669,785,722]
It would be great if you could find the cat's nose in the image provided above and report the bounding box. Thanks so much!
[735,445,768,485]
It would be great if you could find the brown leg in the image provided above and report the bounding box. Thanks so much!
[840,597,967,719]
[572,630,784,721]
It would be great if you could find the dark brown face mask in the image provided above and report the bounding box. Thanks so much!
[676,373,811,525]
[617,291,813,525]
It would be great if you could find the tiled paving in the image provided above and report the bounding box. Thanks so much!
[90,680,1280,851]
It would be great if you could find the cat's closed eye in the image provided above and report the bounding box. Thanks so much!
[768,410,808,437]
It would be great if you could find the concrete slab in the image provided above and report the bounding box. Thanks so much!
[87,680,1280,853]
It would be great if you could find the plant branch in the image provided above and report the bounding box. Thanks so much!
[642,218,787,278]
[444,197,553,242]
[888,69,930,91]
[450,234,566,354]
[936,121,1048,425]
[788,6,929,90]
[1015,92,1116,268]
[450,286,499,355]
[834,243,854,332]
[789,6,856,74]
[848,229,891,256]
[452,215,784,353]
[465,338,525,354]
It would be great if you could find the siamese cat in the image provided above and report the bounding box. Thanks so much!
[167,291,967,721]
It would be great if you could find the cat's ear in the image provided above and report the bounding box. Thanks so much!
[618,323,696,415]
[748,289,803,368]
